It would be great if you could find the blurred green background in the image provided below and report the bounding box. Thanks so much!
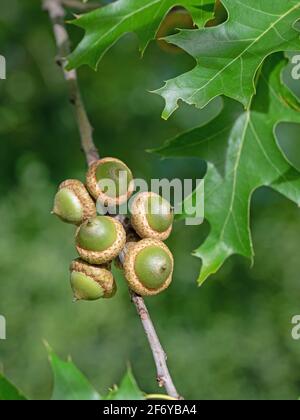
[1,0,300,401]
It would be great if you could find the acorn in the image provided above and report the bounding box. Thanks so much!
[52,179,96,225]
[70,259,116,301]
[123,239,174,296]
[131,192,173,241]
[76,216,126,264]
[86,157,134,206]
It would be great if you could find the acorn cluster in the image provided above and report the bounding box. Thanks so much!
[52,158,174,301]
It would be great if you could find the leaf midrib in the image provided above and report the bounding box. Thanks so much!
[83,0,162,62]
[164,124,232,153]
[188,2,300,102]
[219,111,251,243]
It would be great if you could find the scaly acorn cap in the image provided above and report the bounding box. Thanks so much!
[53,179,96,225]
[70,259,116,301]
[131,192,173,241]
[86,157,134,206]
[123,238,174,296]
[76,216,126,265]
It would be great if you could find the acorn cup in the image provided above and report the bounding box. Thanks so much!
[123,238,174,296]
[54,160,176,302]
[131,192,174,241]
[52,179,96,225]
[76,215,126,265]
[86,157,134,207]
[70,259,116,301]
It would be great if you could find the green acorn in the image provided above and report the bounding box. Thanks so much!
[131,192,173,241]
[76,216,126,264]
[53,179,96,225]
[70,259,116,301]
[86,157,134,206]
[123,238,174,296]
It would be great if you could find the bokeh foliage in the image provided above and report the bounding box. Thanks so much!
[0,0,300,400]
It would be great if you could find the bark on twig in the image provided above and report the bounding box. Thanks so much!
[119,247,180,399]
[43,0,181,400]
[43,0,99,165]
[131,294,179,398]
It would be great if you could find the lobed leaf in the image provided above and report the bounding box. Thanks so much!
[0,374,27,401]
[153,54,300,284]
[67,0,215,70]
[156,0,300,118]
[47,344,102,400]
[105,367,144,400]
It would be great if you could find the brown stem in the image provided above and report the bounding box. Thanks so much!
[43,0,181,400]
[130,294,180,398]
[43,0,99,166]
[119,246,180,399]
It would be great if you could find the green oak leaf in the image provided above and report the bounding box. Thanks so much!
[47,345,102,400]
[67,0,215,70]
[155,0,300,119]
[105,367,144,400]
[0,374,27,400]
[153,54,300,285]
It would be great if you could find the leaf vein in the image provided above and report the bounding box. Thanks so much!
[187,3,300,103]
[220,112,251,241]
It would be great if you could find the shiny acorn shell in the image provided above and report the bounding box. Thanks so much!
[53,179,96,225]
[76,216,126,265]
[86,157,134,206]
[131,192,173,241]
[70,259,116,301]
[123,238,174,297]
